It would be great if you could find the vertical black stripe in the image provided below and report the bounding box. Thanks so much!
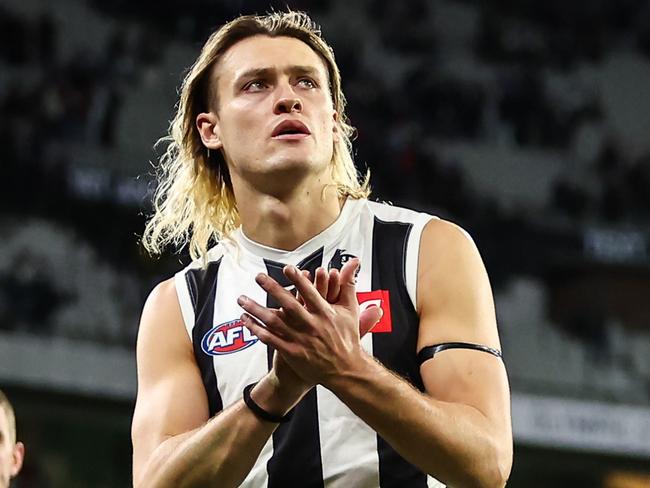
[187,260,224,417]
[265,248,325,488]
[371,217,428,488]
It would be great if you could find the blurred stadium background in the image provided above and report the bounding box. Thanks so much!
[2,0,650,486]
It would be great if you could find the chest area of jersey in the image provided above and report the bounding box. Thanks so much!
[204,241,379,354]
[196,218,426,410]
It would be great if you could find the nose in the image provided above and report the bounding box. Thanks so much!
[274,94,302,114]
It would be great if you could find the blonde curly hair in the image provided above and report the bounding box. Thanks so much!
[142,11,370,261]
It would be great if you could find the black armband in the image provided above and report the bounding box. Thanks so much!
[417,342,502,367]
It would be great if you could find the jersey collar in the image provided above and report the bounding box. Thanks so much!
[233,198,362,263]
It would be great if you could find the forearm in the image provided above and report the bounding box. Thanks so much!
[327,355,510,488]
[138,376,304,488]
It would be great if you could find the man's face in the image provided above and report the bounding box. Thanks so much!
[0,408,23,488]
[207,35,338,189]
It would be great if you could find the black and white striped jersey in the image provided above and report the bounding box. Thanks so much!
[175,198,445,488]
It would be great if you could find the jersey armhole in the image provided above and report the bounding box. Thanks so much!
[174,270,196,341]
[405,214,438,312]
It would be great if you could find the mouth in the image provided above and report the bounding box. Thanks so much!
[271,119,311,140]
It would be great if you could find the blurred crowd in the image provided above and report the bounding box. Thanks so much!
[2,0,650,351]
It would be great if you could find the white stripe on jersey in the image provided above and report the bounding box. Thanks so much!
[317,225,380,487]
[213,251,273,486]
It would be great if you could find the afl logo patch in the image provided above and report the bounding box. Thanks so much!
[201,319,259,356]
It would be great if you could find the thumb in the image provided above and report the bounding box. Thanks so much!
[359,305,383,337]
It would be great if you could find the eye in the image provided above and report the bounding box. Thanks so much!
[243,80,267,92]
[297,77,317,89]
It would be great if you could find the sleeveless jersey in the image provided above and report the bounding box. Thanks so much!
[175,198,445,488]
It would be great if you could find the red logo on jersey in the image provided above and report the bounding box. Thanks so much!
[356,290,392,333]
[201,319,259,356]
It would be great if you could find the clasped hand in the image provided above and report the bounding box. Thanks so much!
[237,258,382,392]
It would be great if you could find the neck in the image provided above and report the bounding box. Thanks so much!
[234,173,344,251]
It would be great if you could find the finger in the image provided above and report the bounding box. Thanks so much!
[238,296,296,339]
[297,269,311,306]
[359,305,383,337]
[255,272,311,323]
[314,267,329,299]
[241,313,288,351]
[282,265,328,313]
[338,258,360,306]
[326,268,340,303]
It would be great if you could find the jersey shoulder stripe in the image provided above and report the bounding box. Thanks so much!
[365,200,437,309]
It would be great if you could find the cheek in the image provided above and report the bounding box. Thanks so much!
[220,114,259,151]
[221,100,263,134]
[313,107,333,134]
[319,118,336,147]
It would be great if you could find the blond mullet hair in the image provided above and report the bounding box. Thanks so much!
[142,11,370,261]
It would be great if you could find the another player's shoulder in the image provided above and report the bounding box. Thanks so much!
[365,199,436,226]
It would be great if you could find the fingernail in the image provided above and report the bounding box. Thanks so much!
[237,295,247,306]
[256,273,267,284]
[368,303,383,317]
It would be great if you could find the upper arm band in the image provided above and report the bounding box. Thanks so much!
[417,342,502,367]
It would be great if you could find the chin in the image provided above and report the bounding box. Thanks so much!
[266,153,319,172]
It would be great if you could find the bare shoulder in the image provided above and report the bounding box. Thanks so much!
[141,277,183,328]
[132,277,209,483]
[418,218,483,275]
[135,275,202,396]
[136,277,193,368]
[416,218,499,350]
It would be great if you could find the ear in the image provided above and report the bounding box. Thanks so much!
[10,441,24,478]
[332,110,340,142]
[196,112,223,150]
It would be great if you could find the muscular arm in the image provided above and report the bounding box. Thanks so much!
[327,220,512,488]
[131,279,304,488]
